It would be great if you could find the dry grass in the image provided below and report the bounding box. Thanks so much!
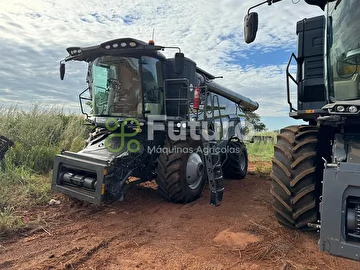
[240,220,322,269]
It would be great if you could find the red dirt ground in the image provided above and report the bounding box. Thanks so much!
[1,165,360,270]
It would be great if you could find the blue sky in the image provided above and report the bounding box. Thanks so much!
[1,0,323,130]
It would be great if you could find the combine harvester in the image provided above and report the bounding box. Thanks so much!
[244,0,360,261]
[52,38,259,206]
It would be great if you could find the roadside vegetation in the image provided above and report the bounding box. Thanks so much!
[246,131,277,177]
[0,105,89,236]
[243,111,276,177]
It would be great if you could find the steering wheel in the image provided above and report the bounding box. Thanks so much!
[144,87,161,103]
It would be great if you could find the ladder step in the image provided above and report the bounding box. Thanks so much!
[202,140,224,206]
[210,188,224,206]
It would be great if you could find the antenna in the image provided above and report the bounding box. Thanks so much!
[148,28,155,45]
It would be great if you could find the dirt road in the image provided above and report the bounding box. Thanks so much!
[1,170,359,270]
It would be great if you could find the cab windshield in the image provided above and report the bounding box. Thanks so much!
[90,56,163,117]
[327,0,360,101]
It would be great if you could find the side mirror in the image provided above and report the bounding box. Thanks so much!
[174,53,184,74]
[244,12,258,44]
[60,62,65,80]
[304,0,329,10]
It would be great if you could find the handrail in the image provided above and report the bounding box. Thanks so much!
[79,87,91,119]
[212,95,223,140]
[286,53,299,112]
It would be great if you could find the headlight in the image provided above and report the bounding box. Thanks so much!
[336,105,345,112]
[349,105,358,113]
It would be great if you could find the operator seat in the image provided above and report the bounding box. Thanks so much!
[108,62,142,117]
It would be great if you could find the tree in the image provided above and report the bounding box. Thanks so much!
[244,111,267,132]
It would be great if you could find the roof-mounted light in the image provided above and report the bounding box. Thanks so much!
[67,47,82,56]
[100,39,140,50]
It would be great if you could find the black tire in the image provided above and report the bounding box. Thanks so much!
[155,138,206,203]
[270,125,324,229]
[223,139,248,179]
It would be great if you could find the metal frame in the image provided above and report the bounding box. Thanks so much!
[320,162,360,260]
[163,78,189,121]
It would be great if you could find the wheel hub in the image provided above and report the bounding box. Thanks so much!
[186,153,204,189]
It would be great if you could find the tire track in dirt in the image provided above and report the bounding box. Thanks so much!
[32,217,149,270]
[60,238,113,270]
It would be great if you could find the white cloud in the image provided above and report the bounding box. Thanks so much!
[0,0,323,124]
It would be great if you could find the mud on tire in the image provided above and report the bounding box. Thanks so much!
[270,125,324,229]
[155,138,206,203]
[222,139,248,179]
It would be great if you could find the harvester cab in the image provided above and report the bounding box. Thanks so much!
[244,0,360,261]
[52,38,259,207]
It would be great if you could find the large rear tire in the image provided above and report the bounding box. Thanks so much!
[270,125,324,229]
[155,138,206,203]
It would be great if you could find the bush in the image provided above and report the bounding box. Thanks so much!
[0,104,89,174]
[0,104,90,235]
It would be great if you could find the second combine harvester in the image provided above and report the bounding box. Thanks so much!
[51,38,258,207]
[244,0,360,261]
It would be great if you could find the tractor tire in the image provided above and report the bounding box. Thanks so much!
[270,125,324,229]
[222,139,248,179]
[155,138,206,203]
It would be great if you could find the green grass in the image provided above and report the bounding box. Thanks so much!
[0,206,24,236]
[0,104,90,236]
[246,141,275,162]
[246,132,277,177]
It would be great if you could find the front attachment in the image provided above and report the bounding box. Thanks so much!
[52,151,109,204]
